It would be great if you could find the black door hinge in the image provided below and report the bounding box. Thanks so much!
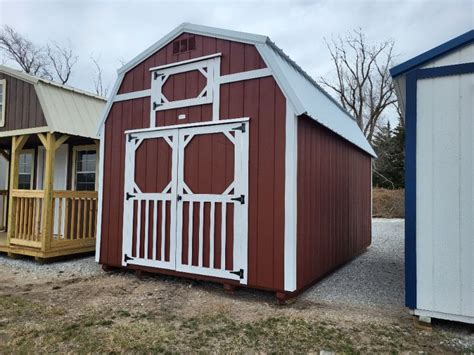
[230,269,244,279]
[177,194,182,201]
[153,72,163,80]
[128,134,137,143]
[231,195,245,204]
[153,102,163,110]
[232,123,246,133]
[124,254,134,263]
[126,192,135,200]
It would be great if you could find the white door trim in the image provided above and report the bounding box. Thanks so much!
[122,118,249,284]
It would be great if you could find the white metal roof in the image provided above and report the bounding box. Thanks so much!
[0,65,106,139]
[101,23,376,156]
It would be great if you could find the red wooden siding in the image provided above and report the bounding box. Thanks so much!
[296,115,372,290]
[100,39,286,292]
[0,73,47,132]
[118,33,266,95]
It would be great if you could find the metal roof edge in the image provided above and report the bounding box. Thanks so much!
[390,29,474,78]
[0,64,106,101]
[255,43,306,115]
[96,72,124,135]
[118,23,269,75]
[37,79,107,101]
[0,65,38,84]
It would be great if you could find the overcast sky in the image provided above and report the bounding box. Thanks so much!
[0,0,472,100]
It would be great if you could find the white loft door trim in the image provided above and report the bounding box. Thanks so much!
[114,89,151,102]
[149,53,222,72]
[126,117,249,135]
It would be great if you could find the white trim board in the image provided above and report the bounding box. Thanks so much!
[125,117,250,135]
[414,309,474,325]
[149,53,222,72]
[114,89,151,102]
[95,125,106,262]
[219,68,272,84]
[283,102,298,292]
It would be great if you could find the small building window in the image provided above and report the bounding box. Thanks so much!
[18,151,34,189]
[0,79,6,128]
[74,146,97,191]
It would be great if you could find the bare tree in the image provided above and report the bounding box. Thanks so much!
[0,25,49,76]
[46,41,78,84]
[320,29,398,142]
[91,56,108,97]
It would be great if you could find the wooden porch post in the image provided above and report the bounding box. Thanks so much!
[6,135,29,244]
[38,133,69,252]
[41,133,55,251]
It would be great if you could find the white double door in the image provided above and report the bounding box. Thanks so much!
[122,120,249,284]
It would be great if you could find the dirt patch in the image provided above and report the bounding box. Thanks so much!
[0,265,473,353]
[373,188,405,218]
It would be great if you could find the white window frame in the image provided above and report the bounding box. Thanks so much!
[18,149,34,190]
[72,145,99,191]
[0,79,6,128]
[150,54,220,114]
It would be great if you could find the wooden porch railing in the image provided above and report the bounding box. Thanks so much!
[10,189,45,248]
[9,189,98,251]
[50,191,98,248]
[0,190,8,231]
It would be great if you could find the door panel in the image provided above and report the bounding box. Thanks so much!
[176,122,249,283]
[123,131,178,270]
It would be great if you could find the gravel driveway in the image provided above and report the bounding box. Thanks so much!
[302,218,404,309]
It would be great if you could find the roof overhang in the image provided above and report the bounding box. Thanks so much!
[390,30,474,78]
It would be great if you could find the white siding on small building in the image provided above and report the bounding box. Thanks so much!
[422,43,474,68]
[416,72,474,320]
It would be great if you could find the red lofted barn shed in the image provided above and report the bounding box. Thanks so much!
[96,23,376,299]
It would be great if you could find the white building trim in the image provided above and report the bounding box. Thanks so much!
[284,101,298,292]
[95,125,106,262]
[114,89,151,102]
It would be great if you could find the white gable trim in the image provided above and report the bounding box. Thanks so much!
[255,43,305,116]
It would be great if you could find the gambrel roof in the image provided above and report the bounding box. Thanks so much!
[0,65,106,139]
[101,23,376,156]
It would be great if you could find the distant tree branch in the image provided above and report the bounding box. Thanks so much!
[319,28,399,142]
[91,55,109,97]
[46,41,78,84]
[0,25,49,76]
